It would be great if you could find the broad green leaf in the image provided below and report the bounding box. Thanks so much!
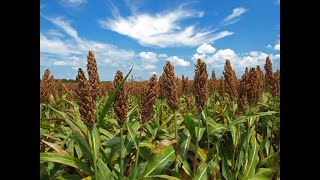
[193,161,212,180]
[189,143,207,162]
[98,67,133,124]
[179,128,191,160]
[140,140,153,149]
[41,140,68,154]
[255,168,276,178]
[125,122,139,149]
[241,175,270,180]
[183,115,195,136]
[73,130,94,165]
[143,146,176,177]
[126,100,140,121]
[221,147,231,180]
[228,111,278,128]
[97,158,114,180]
[257,152,280,168]
[91,125,100,164]
[207,120,226,136]
[141,175,180,180]
[55,174,82,180]
[195,127,205,142]
[245,135,260,176]
[40,153,94,176]
[99,128,114,140]
[181,160,192,177]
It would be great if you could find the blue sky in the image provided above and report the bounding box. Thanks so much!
[40,0,280,81]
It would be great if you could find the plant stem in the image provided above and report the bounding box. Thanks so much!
[194,113,201,173]
[133,126,143,180]
[174,110,178,140]
[269,119,274,155]
[204,109,210,150]
[120,125,124,180]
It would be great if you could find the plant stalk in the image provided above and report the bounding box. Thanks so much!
[204,109,210,150]
[194,113,201,173]
[120,125,124,180]
[174,110,178,140]
[133,125,143,180]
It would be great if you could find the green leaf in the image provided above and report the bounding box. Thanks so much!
[181,160,192,177]
[141,175,180,180]
[182,115,195,136]
[179,128,191,160]
[125,122,139,149]
[207,120,226,136]
[97,158,114,180]
[41,140,68,154]
[195,127,205,143]
[221,147,231,180]
[73,130,94,165]
[91,124,100,177]
[40,153,94,176]
[228,111,278,128]
[245,135,260,176]
[255,168,276,178]
[140,140,153,149]
[241,175,270,180]
[193,161,212,180]
[98,67,133,124]
[126,100,141,122]
[143,146,176,177]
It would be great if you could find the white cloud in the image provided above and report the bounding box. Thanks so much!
[60,0,86,7]
[40,33,81,55]
[196,43,216,54]
[40,16,136,70]
[274,42,280,50]
[150,72,157,75]
[266,44,272,49]
[53,61,68,66]
[144,64,157,69]
[45,17,81,41]
[158,53,168,58]
[139,51,158,63]
[192,48,280,71]
[167,56,190,67]
[99,7,233,47]
[47,29,64,37]
[224,7,247,24]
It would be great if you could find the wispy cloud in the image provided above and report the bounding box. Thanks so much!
[99,7,233,48]
[223,7,247,25]
[40,15,135,70]
[60,0,86,7]
[47,29,64,37]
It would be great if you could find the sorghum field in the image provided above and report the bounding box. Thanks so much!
[40,51,280,180]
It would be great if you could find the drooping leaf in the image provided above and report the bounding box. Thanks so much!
[143,146,176,177]
[40,153,94,176]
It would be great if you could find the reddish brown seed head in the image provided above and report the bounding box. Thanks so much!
[86,51,102,99]
[75,68,96,129]
[193,59,209,113]
[140,74,158,124]
[40,69,55,103]
[113,70,128,126]
[223,60,239,99]
[163,61,179,110]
